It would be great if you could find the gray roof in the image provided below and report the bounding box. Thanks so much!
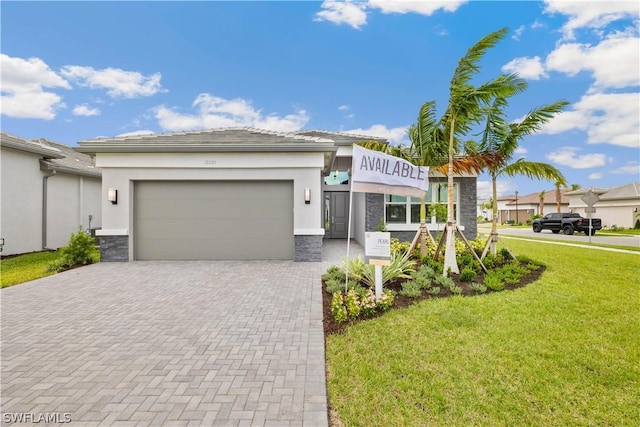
[296,130,388,146]
[1,131,64,158]
[35,139,101,178]
[598,182,640,201]
[566,183,640,201]
[77,128,338,153]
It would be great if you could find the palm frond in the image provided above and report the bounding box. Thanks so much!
[500,159,567,185]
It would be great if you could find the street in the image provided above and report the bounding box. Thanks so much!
[477,224,640,249]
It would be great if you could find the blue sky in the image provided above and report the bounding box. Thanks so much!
[2,0,638,200]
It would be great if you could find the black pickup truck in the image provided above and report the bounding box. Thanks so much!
[532,212,602,235]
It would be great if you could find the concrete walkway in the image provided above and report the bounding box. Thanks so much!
[1,240,361,426]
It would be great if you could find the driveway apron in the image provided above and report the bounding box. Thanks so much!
[1,241,360,426]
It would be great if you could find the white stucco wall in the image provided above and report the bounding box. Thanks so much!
[46,174,102,248]
[1,148,44,255]
[95,152,326,260]
[569,195,640,228]
[352,192,366,246]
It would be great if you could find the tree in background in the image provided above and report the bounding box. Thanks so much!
[539,190,546,216]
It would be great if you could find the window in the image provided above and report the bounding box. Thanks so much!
[384,183,458,226]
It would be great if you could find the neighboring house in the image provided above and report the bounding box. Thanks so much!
[0,132,102,256]
[566,183,640,228]
[76,128,479,262]
[497,189,568,224]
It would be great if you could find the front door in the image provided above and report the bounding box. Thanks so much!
[324,192,349,239]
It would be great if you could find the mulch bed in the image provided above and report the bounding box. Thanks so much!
[322,262,546,336]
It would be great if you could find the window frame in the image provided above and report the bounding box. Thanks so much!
[383,183,460,231]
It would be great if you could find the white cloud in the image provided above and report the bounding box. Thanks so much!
[545,31,639,90]
[531,20,544,30]
[588,173,602,180]
[612,162,640,175]
[514,147,527,155]
[314,1,367,29]
[543,0,639,40]
[367,0,467,16]
[72,104,100,116]
[512,25,526,41]
[338,104,350,111]
[0,54,70,119]
[60,65,165,98]
[314,0,466,29]
[546,146,607,169]
[116,130,155,137]
[477,179,513,200]
[542,92,639,148]
[502,56,548,80]
[154,93,309,132]
[345,124,408,145]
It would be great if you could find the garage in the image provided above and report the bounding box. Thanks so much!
[134,180,294,260]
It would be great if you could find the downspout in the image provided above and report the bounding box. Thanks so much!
[42,170,57,250]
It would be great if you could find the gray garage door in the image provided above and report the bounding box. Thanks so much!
[134,181,294,260]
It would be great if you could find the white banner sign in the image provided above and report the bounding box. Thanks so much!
[351,145,429,197]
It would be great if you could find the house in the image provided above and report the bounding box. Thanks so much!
[1,132,102,256]
[76,128,478,262]
[566,183,640,228]
[497,189,569,224]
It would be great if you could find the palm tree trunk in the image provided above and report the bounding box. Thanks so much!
[489,173,498,256]
[443,117,460,275]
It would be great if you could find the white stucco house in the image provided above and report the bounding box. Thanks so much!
[1,132,102,256]
[566,183,640,228]
[76,128,478,262]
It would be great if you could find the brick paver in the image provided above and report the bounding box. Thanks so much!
[1,240,363,426]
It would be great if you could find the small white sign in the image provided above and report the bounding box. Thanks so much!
[365,232,391,265]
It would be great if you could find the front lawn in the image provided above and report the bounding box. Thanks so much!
[1,251,60,288]
[326,239,639,426]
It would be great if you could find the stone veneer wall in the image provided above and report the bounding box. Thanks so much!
[99,236,129,262]
[364,177,478,242]
[294,235,322,262]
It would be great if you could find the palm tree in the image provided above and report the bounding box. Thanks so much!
[437,27,527,274]
[539,190,546,216]
[479,98,569,256]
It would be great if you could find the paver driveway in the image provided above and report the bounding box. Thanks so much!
[1,241,361,426]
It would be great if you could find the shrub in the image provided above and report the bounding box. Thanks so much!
[434,275,455,291]
[331,292,348,323]
[341,253,416,289]
[390,238,411,257]
[326,279,359,295]
[484,272,504,291]
[322,265,346,283]
[377,290,395,311]
[499,247,514,261]
[345,289,361,319]
[421,257,444,275]
[483,254,496,269]
[470,282,487,294]
[400,281,422,298]
[428,287,441,296]
[46,257,68,273]
[47,227,98,273]
[359,289,377,316]
[450,284,463,295]
[459,267,477,282]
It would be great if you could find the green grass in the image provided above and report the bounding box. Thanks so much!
[600,228,640,236]
[326,240,639,426]
[1,251,61,288]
